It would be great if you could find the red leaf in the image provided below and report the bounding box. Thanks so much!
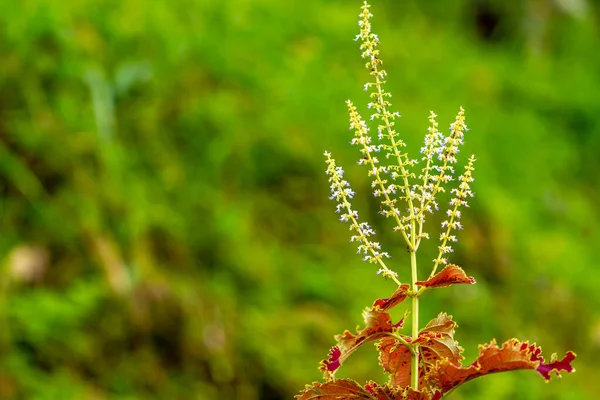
[536,351,576,380]
[421,313,457,336]
[379,314,463,391]
[364,381,400,400]
[430,339,577,393]
[402,388,443,400]
[296,379,375,399]
[416,265,475,289]
[418,314,463,366]
[520,340,576,380]
[297,380,444,400]
[378,336,413,388]
[373,284,410,311]
[417,333,463,368]
[320,346,342,373]
[320,286,409,378]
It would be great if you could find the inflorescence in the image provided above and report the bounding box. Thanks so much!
[324,1,476,282]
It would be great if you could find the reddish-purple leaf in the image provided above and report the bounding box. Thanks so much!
[364,381,399,400]
[416,265,475,289]
[418,314,463,366]
[417,333,463,369]
[378,336,413,388]
[429,339,576,394]
[421,313,457,336]
[516,341,576,380]
[298,380,445,400]
[320,346,342,373]
[379,314,463,390]
[319,308,396,376]
[296,379,375,399]
[373,284,410,311]
[402,388,443,400]
[320,287,409,378]
[536,351,576,380]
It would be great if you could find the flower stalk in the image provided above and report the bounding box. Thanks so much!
[323,1,477,391]
[299,3,576,399]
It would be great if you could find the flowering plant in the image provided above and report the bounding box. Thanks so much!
[297,2,575,399]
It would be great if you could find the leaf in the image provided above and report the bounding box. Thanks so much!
[364,381,400,400]
[401,388,443,400]
[418,313,463,366]
[421,313,457,336]
[320,346,342,373]
[416,265,475,289]
[296,379,376,399]
[297,380,441,400]
[417,333,462,369]
[516,341,576,380]
[378,336,413,388]
[535,350,576,380]
[379,314,463,391]
[373,284,410,311]
[429,339,577,394]
[320,286,409,378]
[319,307,403,376]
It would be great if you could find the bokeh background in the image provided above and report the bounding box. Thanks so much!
[0,0,598,399]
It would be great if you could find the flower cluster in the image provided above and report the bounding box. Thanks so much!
[431,155,476,276]
[346,100,410,241]
[356,1,417,240]
[324,1,476,279]
[413,109,469,249]
[324,151,399,283]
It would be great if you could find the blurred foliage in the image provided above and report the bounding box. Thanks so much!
[0,0,598,399]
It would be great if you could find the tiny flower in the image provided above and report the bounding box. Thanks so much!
[431,154,476,275]
[324,151,397,281]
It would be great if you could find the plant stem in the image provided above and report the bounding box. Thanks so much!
[410,249,419,390]
[386,332,415,355]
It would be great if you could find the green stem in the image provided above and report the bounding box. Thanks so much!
[384,332,415,355]
[410,249,419,390]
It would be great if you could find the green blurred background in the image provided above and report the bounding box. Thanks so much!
[0,0,598,399]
